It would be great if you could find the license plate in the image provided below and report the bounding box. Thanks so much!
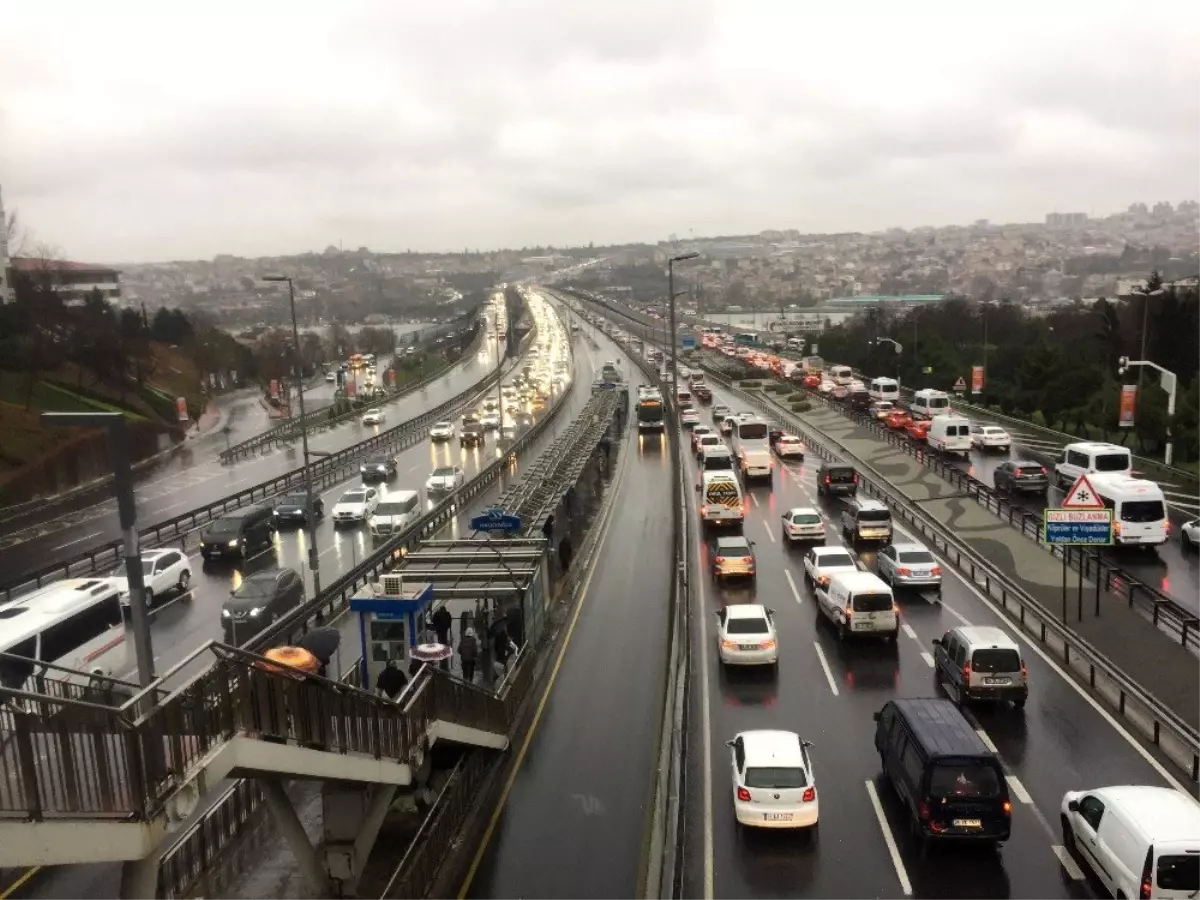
[739,644,758,651]
[855,621,874,630]
[985,677,1010,685]
[953,818,982,828]
[764,812,793,822]
[914,570,930,577]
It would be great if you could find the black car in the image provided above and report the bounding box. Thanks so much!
[360,456,398,483]
[273,493,324,524]
[817,462,858,498]
[849,391,872,412]
[200,506,275,560]
[993,461,1049,495]
[768,427,785,448]
[221,568,305,642]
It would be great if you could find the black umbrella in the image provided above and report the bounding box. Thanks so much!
[298,627,341,665]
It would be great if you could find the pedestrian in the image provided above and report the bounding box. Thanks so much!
[432,605,453,646]
[542,514,555,542]
[459,627,479,682]
[409,657,424,678]
[375,662,408,701]
[558,536,573,573]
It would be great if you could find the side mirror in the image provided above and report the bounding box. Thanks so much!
[802,740,813,748]
[872,712,881,722]
[766,608,776,617]
[725,739,735,748]
[694,484,701,493]
[1067,799,1079,813]
[931,638,942,647]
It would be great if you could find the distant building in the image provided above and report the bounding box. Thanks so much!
[1045,212,1088,228]
[10,257,122,306]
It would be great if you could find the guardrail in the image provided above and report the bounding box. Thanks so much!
[0,327,533,605]
[220,319,485,463]
[705,367,1200,783]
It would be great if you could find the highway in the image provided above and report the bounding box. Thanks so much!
[0,331,498,585]
[679,379,1190,900]
[462,331,674,899]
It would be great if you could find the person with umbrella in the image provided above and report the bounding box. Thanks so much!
[376,662,408,701]
[298,628,341,679]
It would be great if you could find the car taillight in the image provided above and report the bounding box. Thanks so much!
[737,786,752,802]
[1140,848,1153,899]
[917,801,931,821]
[1002,800,1012,815]
[819,575,830,586]
[715,556,726,565]
[700,505,709,516]
[845,603,854,617]
[1165,520,1171,533]
[896,567,912,576]
[722,639,738,650]
[852,473,859,484]
[824,474,831,485]
[962,662,972,680]
[893,603,901,616]
[802,787,816,803]
[743,556,754,566]
[930,566,942,576]
[1040,467,1047,476]
[760,639,776,650]
[1021,663,1028,682]
[1113,521,1122,534]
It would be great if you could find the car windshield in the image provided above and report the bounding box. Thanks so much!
[364,459,388,467]
[1157,855,1199,892]
[282,495,307,505]
[897,550,935,564]
[827,468,856,482]
[209,516,245,532]
[342,492,366,503]
[1094,452,1130,472]
[929,760,1002,799]
[852,593,893,612]
[234,579,274,600]
[435,422,451,429]
[726,616,769,635]
[744,766,807,789]
[1120,500,1165,523]
[858,509,891,523]
[433,467,455,477]
[375,502,412,515]
[971,648,1022,673]
[720,541,751,555]
[113,560,155,577]
[792,513,820,524]
[984,427,1005,435]
[818,552,856,569]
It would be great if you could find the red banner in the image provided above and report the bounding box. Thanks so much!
[346,379,356,398]
[385,368,396,385]
[269,379,280,400]
[971,365,985,394]
[176,397,189,422]
[1118,384,1137,428]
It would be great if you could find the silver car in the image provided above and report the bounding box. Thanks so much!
[875,542,942,595]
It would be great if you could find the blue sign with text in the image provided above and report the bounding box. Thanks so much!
[681,335,696,350]
[470,507,523,534]
[1043,509,1113,546]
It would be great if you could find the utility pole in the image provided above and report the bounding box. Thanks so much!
[668,252,699,399]
[1131,287,1164,404]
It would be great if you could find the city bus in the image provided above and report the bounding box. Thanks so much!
[734,332,761,348]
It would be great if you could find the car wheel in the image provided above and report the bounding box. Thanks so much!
[178,571,191,592]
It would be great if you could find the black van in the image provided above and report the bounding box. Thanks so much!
[873,698,1011,849]
[817,462,858,498]
[199,505,276,560]
[848,390,872,412]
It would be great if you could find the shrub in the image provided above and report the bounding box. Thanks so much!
[740,380,760,388]
[790,400,813,413]
[1031,410,1047,427]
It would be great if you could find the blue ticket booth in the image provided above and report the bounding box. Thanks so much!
[349,580,433,691]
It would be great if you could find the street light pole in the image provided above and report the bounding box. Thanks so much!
[43,413,156,686]
[874,337,903,380]
[668,252,699,400]
[264,274,321,595]
[495,318,505,443]
[1130,287,1164,400]
[1118,356,1178,464]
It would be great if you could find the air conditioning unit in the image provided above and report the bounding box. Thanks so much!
[380,573,405,597]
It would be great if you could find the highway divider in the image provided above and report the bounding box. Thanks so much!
[220,316,486,463]
[0,324,535,605]
[705,366,1200,783]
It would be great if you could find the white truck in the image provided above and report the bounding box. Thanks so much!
[730,415,773,484]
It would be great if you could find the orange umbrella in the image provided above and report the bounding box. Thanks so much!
[257,646,320,676]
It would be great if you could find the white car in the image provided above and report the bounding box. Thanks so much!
[970,425,1011,452]
[714,604,778,667]
[324,372,336,383]
[727,730,819,830]
[1181,518,1198,551]
[481,412,501,430]
[430,421,455,442]
[781,507,824,543]
[802,545,860,589]
[332,487,380,524]
[361,408,385,426]
[107,549,191,607]
[680,407,701,427]
[426,465,465,493]
[774,435,806,459]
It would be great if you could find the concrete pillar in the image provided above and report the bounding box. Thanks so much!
[322,783,399,898]
[260,777,329,896]
[118,854,159,900]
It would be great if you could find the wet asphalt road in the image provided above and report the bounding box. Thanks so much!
[679,380,1190,900]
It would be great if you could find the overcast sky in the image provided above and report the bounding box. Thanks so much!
[2,1,1197,263]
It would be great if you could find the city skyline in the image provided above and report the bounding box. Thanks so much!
[2,0,1197,263]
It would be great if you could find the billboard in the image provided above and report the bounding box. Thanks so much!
[176,397,189,422]
[971,365,985,394]
[346,379,357,398]
[269,379,280,400]
[1118,385,1137,428]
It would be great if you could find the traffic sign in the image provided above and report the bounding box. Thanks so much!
[1044,509,1113,545]
[1061,474,1104,509]
[681,335,696,350]
[952,377,967,393]
[469,507,523,534]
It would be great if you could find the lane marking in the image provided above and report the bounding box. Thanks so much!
[784,569,802,605]
[864,780,912,897]
[974,728,998,753]
[938,599,972,627]
[1053,844,1086,881]
[812,641,840,697]
[747,491,759,508]
[900,620,917,641]
[920,651,935,668]
[762,524,776,544]
[1007,775,1032,805]
[697,543,716,900]
[50,530,102,551]
[0,866,40,899]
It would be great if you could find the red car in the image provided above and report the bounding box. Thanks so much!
[802,373,822,389]
[906,419,931,442]
[886,409,913,430]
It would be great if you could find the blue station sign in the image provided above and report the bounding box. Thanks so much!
[470,507,523,534]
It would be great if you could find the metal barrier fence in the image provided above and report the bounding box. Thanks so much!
[220,319,486,463]
[0,327,533,605]
[705,368,1200,783]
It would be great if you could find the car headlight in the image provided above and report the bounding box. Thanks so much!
[221,609,231,619]
[227,539,240,547]
[377,465,386,471]
[249,607,264,617]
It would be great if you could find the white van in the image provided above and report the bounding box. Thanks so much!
[927,415,972,457]
[1060,785,1199,899]
[0,579,128,689]
[1054,441,1134,490]
[910,389,952,420]
[828,364,854,386]
[1087,474,1169,547]
[698,471,745,528]
[814,571,898,641]
[868,377,900,403]
[368,490,422,538]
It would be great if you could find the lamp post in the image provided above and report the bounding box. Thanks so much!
[263,274,321,595]
[1118,356,1178,464]
[42,413,155,686]
[494,318,505,443]
[873,337,903,380]
[1130,287,1164,398]
[668,252,699,399]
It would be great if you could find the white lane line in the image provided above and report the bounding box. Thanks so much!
[1053,844,1086,881]
[812,642,840,697]
[900,620,917,641]
[975,728,999,754]
[697,545,715,900]
[939,600,972,627]
[865,780,912,896]
[762,524,776,543]
[1007,775,1033,805]
[784,569,802,605]
[920,651,935,668]
[51,530,102,551]
[747,491,759,508]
